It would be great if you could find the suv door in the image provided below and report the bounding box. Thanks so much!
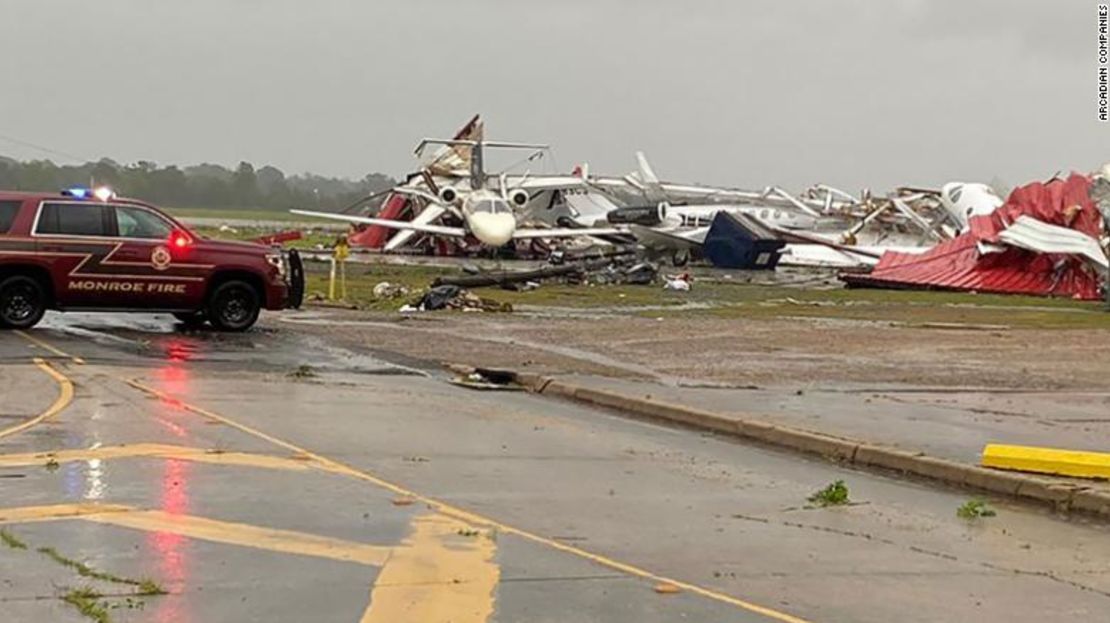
[107,204,202,309]
[33,201,117,307]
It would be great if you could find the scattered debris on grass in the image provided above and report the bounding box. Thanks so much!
[391,496,416,506]
[807,480,851,507]
[663,273,692,291]
[401,285,512,313]
[44,456,60,472]
[456,528,480,537]
[957,499,997,519]
[372,281,410,299]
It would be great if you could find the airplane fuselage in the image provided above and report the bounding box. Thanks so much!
[461,190,517,246]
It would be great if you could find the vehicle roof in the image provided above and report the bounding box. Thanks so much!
[0,190,152,206]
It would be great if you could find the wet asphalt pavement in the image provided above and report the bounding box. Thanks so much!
[2,310,1109,623]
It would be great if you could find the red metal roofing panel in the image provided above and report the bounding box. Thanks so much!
[841,174,1104,300]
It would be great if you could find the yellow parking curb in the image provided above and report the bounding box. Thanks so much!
[982,444,1110,479]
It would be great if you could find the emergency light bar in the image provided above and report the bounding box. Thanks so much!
[61,186,116,201]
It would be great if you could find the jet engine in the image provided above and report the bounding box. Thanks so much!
[606,202,668,226]
[507,188,530,208]
[438,186,459,204]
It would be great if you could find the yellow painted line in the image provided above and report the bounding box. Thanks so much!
[983,443,1110,479]
[0,503,390,566]
[86,508,391,566]
[124,377,812,623]
[14,330,85,364]
[0,503,131,524]
[0,359,74,440]
[362,513,498,623]
[0,443,345,474]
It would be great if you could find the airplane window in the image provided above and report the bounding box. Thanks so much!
[949,187,963,203]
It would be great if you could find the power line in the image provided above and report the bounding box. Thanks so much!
[0,133,89,162]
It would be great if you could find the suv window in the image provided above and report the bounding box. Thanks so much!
[0,200,19,233]
[114,205,173,239]
[35,202,112,236]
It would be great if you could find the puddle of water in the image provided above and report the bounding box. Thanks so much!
[40,311,424,378]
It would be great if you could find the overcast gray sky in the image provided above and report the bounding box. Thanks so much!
[0,0,1105,190]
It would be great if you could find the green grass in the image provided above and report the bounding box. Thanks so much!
[36,546,165,594]
[162,206,306,222]
[191,225,341,251]
[4,536,166,622]
[807,480,851,507]
[287,364,317,379]
[135,579,169,596]
[957,499,997,519]
[62,587,111,623]
[293,261,1110,328]
[0,528,27,549]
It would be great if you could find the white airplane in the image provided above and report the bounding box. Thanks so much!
[292,138,624,248]
[585,152,851,226]
[572,152,824,235]
[938,182,1005,232]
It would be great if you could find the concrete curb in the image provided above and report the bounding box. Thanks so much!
[511,372,1110,519]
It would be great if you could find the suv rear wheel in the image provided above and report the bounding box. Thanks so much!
[207,280,260,332]
[0,276,47,330]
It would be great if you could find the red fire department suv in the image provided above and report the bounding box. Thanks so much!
[0,188,304,331]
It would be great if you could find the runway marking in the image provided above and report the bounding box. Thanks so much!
[13,330,811,622]
[0,443,347,474]
[14,330,85,364]
[0,359,73,440]
[0,503,391,566]
[124,376,813,623]
[0,503,131,523]
[362,513,498,623]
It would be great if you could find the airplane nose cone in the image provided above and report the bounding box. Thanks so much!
[469,212,516,247]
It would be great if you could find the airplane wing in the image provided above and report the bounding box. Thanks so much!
[383,203,449,252]
[510,226,625,239]
[505,175,590,191]
[290,210,468,237]
[628,224,708,249]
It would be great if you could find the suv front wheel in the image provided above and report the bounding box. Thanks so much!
[0,275,47,330]
[207,280,261,332]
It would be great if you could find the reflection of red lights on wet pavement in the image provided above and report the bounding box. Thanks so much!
[148,458,192,623]
[155,353,191,420]
[165,339,196,364]
[156,416,189,438]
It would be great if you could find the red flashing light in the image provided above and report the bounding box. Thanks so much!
[170,231,192,248]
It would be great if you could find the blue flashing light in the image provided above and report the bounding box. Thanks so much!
[63,187,90,199]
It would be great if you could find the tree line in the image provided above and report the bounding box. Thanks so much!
[0,155,396,212]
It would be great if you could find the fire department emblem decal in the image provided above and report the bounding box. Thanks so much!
[151,245,172,270]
